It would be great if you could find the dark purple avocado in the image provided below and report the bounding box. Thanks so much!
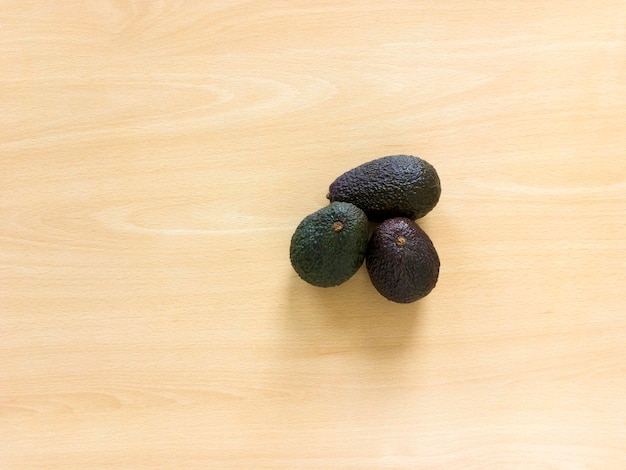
[328,155,441,222]
[366,217,439,303]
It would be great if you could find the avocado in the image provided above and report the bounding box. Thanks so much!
[327,155,441,222]
[290,202,369,287]
[366,217,439,303]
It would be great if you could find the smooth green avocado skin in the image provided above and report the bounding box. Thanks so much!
[366,217,439,303]
[290,202,369,287]
[328,155,441,222]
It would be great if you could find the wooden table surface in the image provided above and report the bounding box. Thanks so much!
[2,2,625,468]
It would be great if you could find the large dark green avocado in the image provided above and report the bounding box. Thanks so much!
[366,217,439,303]
[290,202,369,287]
[328,155,441,222]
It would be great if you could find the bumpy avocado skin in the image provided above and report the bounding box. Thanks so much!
[366,217,439,303]
[290,202,369,287]
[328,155,441,222]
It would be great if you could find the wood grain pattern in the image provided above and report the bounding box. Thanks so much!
[2,1,625,468]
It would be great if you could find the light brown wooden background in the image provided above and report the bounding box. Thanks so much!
[2,1,625,468]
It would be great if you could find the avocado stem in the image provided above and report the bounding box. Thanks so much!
[396,236,407,247]
[332,221,344,232]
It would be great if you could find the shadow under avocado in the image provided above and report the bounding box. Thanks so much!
[284,264,424,359]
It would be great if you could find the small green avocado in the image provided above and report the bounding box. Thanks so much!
[366,217,439,303]
[290,202,369,287]
[328,155,441,222]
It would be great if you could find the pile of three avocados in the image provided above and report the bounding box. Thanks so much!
[290,155,441,304]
